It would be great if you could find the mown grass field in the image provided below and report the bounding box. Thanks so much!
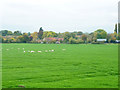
[2,44,118,88]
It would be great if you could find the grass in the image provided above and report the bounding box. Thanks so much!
[2,44,118,88]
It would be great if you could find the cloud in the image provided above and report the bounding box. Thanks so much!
[0,0,119,33]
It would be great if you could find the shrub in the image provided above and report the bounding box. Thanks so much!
[78,39,84,44]
[91,41,99,44]
[69,37,76,44]
[91,41,105,44]
[43,40,47,44]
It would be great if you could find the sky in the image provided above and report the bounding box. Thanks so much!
[0,0,119,33]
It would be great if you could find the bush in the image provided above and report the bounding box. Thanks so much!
[91,41,105,44]
[69,37,76,44]
[60,40,63,43]
[99,41,105,44]
[43,40,47,44]
[69,37,84,44]
[48,40,56,44]
[78,39,84,44]
[91,41,99,44]
[0,36,4,43]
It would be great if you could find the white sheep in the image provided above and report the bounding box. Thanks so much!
[51,49,54,52]
[62,49,66,51]
[31,51,35,53]
[38,51,42,53]
[45,50,48,52]
[24,51,26,53]
[49,49,54,52]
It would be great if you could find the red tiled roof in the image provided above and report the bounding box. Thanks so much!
[58,38,64,41]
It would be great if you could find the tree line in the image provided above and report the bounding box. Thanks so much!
[0,24,120,44]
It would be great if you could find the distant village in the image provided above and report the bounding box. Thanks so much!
[0,24,120,44]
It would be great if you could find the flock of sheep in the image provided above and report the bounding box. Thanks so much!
[5,48,66,53]
[23,49,55,53]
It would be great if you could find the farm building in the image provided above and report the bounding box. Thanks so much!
[116,40,120,43]
[97,39,107,42]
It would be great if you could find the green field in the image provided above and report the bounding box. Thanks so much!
[2,44,118,88]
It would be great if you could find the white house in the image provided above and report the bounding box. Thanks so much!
[116,40,120,43]
[97,39,107,42]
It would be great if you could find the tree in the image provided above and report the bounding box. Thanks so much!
[38,27,43,39]
[29,36,33,41]
[76,39,84,44]
[2,38,8,43]
[63,32,71,43]
[69,37,84,44]
[22,33,30,43]
[77,31,83,35]
[114,24,117,33]
[7,31,13,35]
[28,32,31,36]
[42,31,57,38]
[107,34,111,43]
[69,37,76,44]
[87,35,92,43]
[42,31,48,38]
[16,33,30,43]
[82,34,87,42]
[7,37,16,43]
[14,31,22,36]
[57,32,64,38]
[16,36,24,43]
[107,33,116,43]
[118,23,120,33]
[94,29,107,39]
[31,32,38,42]
[0,30,8,36]
[70,32,76,38]
[0,36,3,43]
[117,33,120,40]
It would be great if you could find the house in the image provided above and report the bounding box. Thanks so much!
[116,40,120,43]
[75,35,82,39]
[57,38,64,41]
[97,39,107,42]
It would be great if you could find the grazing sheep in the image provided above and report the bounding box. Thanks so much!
[49,50,54,52]
[38,51,42,53]
[31,51,35,53]
[45,50,48,52]
[24,51,26,53]
[62,49,66,51]
[51,49,54,52]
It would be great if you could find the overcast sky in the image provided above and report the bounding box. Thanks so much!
[0,0,119,33]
